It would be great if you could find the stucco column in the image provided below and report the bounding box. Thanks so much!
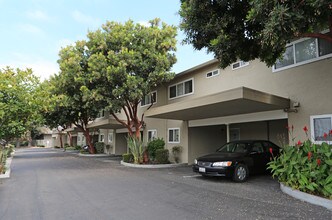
[113,129,116,155]
[226,124,230,143]
[182,120,189,164]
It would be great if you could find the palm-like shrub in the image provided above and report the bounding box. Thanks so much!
[127,136,145,164]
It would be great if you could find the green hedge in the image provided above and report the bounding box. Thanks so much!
[155,149,169,164]
[147,138,165,161]
[95,142,105,154]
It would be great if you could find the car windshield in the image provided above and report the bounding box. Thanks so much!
[217,142,248,153]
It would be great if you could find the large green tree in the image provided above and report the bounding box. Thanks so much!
[87,19,177,139]
[56,40,107,153]
[0,67,41,142]
[179,0,332,68]
[39,76,73,148]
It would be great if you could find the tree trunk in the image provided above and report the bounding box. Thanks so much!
[59,132,63,148]
[135,125,141,140]
[84,129,95,154]
[27,130,32,147]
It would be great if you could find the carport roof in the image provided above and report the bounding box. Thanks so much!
[145,87,290,120]
[87,118,124,129]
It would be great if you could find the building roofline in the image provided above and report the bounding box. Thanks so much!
[175,59,219,78]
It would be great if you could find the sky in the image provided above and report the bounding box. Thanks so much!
[0,0,213,80]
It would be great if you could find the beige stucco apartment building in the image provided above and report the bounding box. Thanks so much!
[59,35,332,164]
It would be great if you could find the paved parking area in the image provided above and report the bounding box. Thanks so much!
[0,148,330,220]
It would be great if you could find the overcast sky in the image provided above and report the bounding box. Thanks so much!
[0,0,213,80]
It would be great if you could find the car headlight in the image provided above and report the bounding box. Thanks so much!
[194,159,198,164]
[212,161,232,167]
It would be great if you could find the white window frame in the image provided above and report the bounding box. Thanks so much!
[206,69,220,78]
[310,114,332,144]
[168,128,180,143]
[98,110,105,118]
[147,129,157,142]
[108,132,113,143]
[231,61,249,70]
[99,134,105,142]
[168,78,194,100]
[141,91,157,107]
[273,31,332,72]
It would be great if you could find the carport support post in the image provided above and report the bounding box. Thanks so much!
[113,129,116,155]
[226,124,230,142]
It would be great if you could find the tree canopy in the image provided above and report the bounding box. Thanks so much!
[0,67,42,142]
[52,40,108,153]
[87,18,177,138]
[179,0,332,68]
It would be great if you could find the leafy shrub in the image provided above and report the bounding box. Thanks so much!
[0,148,8,173]
[5,145,14,157]
[20,141,29,146]
[37,145,45,148]
[64,147,76,151]
[74,145,82,150]
[64,143,70,148]
[54,146,60,149]
[172,146,182,163]
[122,153,134,163]
[94,142,105,154]
[127,136,145,164]
[155,149,169,164]
[147,138,165,161]
[269,140,332,199]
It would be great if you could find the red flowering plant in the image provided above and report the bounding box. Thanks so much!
[268,125,332,199]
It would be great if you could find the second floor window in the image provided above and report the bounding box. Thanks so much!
[169,79,193,99]
[97,110,105,118]
[232,61,249,70]
[274,33,332,71]
[141,91,157,107]
[206,69,219,78]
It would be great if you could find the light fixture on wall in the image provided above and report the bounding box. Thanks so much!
[284,102,300,113]
[141,122,146,129]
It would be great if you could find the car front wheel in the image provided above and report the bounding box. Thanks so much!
[233,164,249,182]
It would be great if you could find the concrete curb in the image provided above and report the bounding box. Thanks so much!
[280,183,332,211]
[0,154,14,179]
[120,160,188,169]
[63,150,80,153]
[78,153,113,158]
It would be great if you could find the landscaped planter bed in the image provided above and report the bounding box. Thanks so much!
[120,160,187,169]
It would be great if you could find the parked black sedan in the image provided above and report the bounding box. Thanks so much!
[193,140,280,182]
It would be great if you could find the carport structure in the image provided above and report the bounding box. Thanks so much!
[87,117,128,155]
[146,87,290,163]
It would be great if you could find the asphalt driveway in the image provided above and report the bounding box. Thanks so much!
[0,148,330,220]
